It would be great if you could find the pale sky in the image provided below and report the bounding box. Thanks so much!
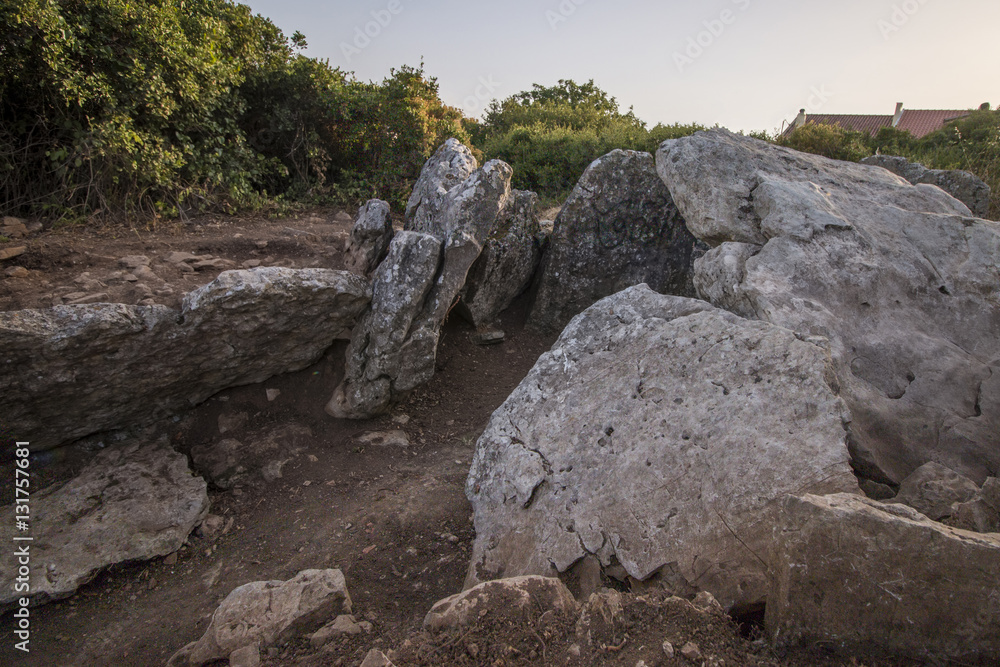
[243,0,1000,134]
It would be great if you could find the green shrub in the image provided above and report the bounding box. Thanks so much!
[776,123,871,162]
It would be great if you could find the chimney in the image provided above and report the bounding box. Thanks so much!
[793,108,807,129]
[892,102,904,127]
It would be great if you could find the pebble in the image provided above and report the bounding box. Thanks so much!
[163,552,178,565]
[118,255,150,269]
[5,266,29,278]
[662,640,675,658]
[243,259,262,269]
[392,414,411,425]
[67,292,109,305]
[266,388,281,402]
[0,245,26,261]
[567,644,581,657]
[165,251,200,264]
[680,641,702,661]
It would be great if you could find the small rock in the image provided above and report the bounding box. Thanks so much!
[218,412,248,434]
[334,211,354,223]
[359,649,394,667]
[266,389,281,402]
[123,273,139,282]
[193,258,235,271]
[1,217,27,237]
[67,293,109,305]
[165,251,200,264]
[309,614,367,648]
[199,514,226,539]
[680,641,702,661]
[0,245,27,261]
[243,259,262,269]
[118,255,150,269]
[567,644,581,657]
[255,241,268,249]
[471,328,505,346]
[391,414,411,425]
[164,552,178,565]
[357,430,410,448]
[892,461,980,521]
[25,221,43,234]
[178,263,195,273]
[691,591,723,613]
[5,266,29,278]
[662,640,675,658]
[261,459,289,483]
[228,643,261,667]
[133,265,161,283]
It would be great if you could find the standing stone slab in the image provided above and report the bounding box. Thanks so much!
[345,199,394,276]
[0,268,371,450]
[528,149,702,333]
[0,442,209,611]
[656,129,1000,484]
[466,285,858,609]
[862,154,991,218]
[329,152,513,418]
[459,189,544,333]
[767,493,1000,664]
[327,232,442,418]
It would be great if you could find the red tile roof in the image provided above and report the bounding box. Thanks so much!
[896,109,972,138]
[801,114,893,137]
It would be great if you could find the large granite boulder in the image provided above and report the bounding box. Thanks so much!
[528,149,702,333]
[168,569,352,667]
[345,199,394,276]
[767,493,1000,664]
[466,285,858,609]
[458,189,544,337]
[1,268,371,450]
[862,154,991,218]
[0,441,208,611]
[656,130,1000,484]
[328,153,513,418]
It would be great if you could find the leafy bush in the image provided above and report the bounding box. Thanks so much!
[476,80,704,201]
[775,123,872,162]
[0,1,469,221]
[777,110,1000,218]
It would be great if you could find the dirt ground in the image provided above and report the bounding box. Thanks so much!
[0,211,922,667]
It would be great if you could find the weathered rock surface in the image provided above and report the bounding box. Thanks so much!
[766,493,1000,664]
[405,138,479,233]
[425,576,578,633]
[951,476,1000,533]
[327,232,442,418]
[329,153,512,418]
[0,442,208,611]
[529,149,702,333]
[656,129,1000,484]
[891,460,980,520]
[459,189,543,331]
[466,285,858,609]
[167,569,352,667]
[862,154,991,218]
[1,267,370,450]
[345,199,394,276]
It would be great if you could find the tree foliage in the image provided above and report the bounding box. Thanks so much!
[475,79,704,200]
[0,0,469,220]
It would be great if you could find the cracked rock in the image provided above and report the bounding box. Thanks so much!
[657,129,1000,484]
[466,285,858,609]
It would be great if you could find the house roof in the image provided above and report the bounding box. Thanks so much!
[800,114,893,136]
[896,109,972,138]
[783,104,976,139]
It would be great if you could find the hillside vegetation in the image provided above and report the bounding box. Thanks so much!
[1,0,996,222]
